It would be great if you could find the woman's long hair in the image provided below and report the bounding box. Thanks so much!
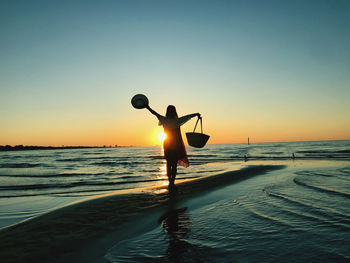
[166,105,178,118]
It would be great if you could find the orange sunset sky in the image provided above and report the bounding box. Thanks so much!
[1,1,350,147]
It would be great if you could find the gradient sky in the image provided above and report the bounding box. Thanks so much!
[1,0,350,146]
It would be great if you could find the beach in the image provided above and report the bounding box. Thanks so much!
[3,1,350,261]
[0,142,349,262]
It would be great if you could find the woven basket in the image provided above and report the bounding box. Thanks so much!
[186,117,210,148]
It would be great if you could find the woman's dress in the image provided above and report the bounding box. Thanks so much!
[158,115,193,167]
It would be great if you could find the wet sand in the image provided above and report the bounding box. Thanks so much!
[0,165,284,263]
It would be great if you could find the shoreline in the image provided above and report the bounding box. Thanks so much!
[0,164,285,263]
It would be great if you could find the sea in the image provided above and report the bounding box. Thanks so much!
[0,140,349,262]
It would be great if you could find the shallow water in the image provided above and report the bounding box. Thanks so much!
[0,140,349,236]
[106,161,350,262]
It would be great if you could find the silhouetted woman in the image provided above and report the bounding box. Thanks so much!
[147,105,200,187]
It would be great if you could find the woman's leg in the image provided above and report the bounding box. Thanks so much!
[171,162,177,185]
[166,161,172,184]
[167,160,177,187]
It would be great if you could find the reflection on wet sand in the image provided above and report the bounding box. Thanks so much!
[159,189,190,262]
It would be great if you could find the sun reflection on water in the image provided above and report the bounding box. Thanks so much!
[155,162,168,187]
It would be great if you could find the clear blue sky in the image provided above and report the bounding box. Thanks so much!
[1,0,349,146]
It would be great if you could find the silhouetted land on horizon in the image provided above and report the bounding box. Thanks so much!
[0,145,121,152]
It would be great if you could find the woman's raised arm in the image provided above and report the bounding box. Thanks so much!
[146,105,162,120]
[178,113,201,126]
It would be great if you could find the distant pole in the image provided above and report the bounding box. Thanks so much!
[248,137,250,145]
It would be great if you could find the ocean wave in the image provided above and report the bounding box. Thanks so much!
[293,177,350,198]
[338,167,350,174]
[230,155,291,160]
[57,156,134,162]
[0,163,42,168]
[95,156,131,160]
[295,171,334,177]
[260,151,284,155]
[93,161,148,166]
[295,169,350,182]
[81,152,104,155]
[148,155,164,160]
[56,158,89,162]
[230,155,350,160]
[236,200,294,228]
[264,190,350,226]
[187,154,218,158]
[0,178,167,191]
[143,169,161,173]
[0,187,134,198]
[0,172,134,178]
[296,149,350,154]
[266,200,350,230]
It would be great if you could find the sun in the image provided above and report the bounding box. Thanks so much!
[157,131,167,143]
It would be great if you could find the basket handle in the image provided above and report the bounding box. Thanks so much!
[193,116,203,133]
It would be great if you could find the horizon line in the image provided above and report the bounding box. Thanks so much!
[1,138,349,149]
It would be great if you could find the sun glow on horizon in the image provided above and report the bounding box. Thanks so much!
[157,131,167,143]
